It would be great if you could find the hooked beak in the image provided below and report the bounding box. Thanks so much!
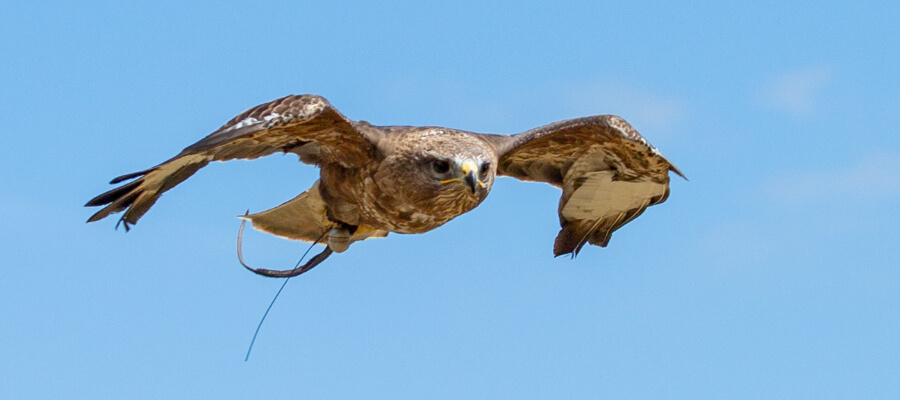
[461,160,479,194]
[441,160,486,193]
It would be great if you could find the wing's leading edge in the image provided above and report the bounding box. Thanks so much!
[85,94,380,229]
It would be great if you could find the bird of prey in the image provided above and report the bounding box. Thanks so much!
[86,94,683,277]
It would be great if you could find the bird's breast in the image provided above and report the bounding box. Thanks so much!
[356,190,463,234]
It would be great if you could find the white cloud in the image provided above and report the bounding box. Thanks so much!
[565,82,684,133]
[765,153,900,206]
[761,66,833,116]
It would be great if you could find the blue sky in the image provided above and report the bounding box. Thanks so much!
[2,0,898,398]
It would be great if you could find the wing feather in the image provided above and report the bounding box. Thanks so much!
[486,115,682,256]
[85,94,380,229]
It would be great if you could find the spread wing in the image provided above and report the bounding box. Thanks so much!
[483,115,684,257]
[85,94,381,229]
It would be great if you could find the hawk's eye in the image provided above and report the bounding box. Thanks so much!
[479,162,491,179]
[432,160,450,174]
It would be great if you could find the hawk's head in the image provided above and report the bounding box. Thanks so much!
[378,128,497,222]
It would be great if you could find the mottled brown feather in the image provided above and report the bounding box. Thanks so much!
[85,94,379,228]
[485,115,682,256]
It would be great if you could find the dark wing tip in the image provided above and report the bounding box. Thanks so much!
[85,169,161,227]
[86,169,154,216]
[85,181,142,225]
[669,164,687,181]
[553,226,601,258]
[109,168,153,184]
[85,179,142,208]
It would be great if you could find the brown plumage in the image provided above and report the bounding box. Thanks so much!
[86,94,683,276]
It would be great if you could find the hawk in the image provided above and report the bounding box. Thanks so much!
[86,94,683,277]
